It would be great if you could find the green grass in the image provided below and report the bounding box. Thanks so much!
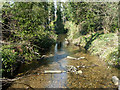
[88,33,118,65]
[68,33,119,66]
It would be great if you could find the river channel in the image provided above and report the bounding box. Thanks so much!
[8,34,119,89]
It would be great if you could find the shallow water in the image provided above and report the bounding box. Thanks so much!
[8,34,119,89]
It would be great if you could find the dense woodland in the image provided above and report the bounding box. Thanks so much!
[1,2,119,78]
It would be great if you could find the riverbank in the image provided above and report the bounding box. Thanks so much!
[7,38,119,89]
[1,36,56,78]
[66,33,119,66]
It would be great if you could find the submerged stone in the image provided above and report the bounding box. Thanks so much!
[112,76,119,86]
[75,70,82,74]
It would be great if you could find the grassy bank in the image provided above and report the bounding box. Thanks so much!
[88,33,119,65]
[67,33,119,66]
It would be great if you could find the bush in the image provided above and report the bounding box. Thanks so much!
[2,45,18,75]
[64,21,80,40]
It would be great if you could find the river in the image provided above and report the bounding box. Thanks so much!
[8,34,119,89]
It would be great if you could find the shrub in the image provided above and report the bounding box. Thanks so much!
[2,45,18,75]
[64,21,80,40]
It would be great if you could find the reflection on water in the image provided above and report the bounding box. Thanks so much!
[48,41,68,88]
[9,34,119,89]
[54,43,58,53]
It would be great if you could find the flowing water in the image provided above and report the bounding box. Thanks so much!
[8,34,119,89]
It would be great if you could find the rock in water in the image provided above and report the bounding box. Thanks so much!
[118,80,120,89]
[66,56,76,60]
[44,70,66,74]
[77,57,85,60]
[66,56,86,60]
[112,76,119,86]
[66,65,77,72]
[75,70,82,74]
[65,40,69,44]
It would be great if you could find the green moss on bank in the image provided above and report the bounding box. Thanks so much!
[68,33,119,65]
[88,33,118,65]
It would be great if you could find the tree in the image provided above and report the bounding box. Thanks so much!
[63,2,118,35]
[55,2,65,34]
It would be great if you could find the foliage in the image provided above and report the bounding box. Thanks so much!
[55,2,65,34]
[107,50,120,65]
[1,1,119,77]
[2,2,57,77]
[63,2,119,66]
[63,2,118,35]
[2,45,18,73]
[64,21,80,40]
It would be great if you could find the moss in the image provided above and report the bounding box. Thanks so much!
[107,50,119,65]
[67,33,119,65]
[89,33,118,65]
